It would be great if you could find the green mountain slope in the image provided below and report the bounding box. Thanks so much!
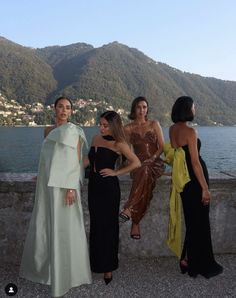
[0,37,236,125]
[0,37,57,104]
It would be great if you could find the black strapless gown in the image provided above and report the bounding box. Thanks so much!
[181,139,223,277]
[88,147,120,273]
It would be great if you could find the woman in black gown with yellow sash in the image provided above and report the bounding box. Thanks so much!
[169,96,223,278]
[87,111,140,284]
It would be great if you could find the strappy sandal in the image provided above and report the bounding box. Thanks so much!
[119,212,130,223]
[130,234,141,240]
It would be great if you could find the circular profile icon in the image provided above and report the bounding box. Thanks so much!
[5,283,18,296]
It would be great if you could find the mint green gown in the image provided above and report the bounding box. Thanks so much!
[19,123,92,297]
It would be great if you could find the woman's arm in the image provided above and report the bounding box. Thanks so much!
[99,142,141,177]
[83,156,90,168]
[33,127,52,180]
[83,134,98,168]
[65,141,81,206]
[124,124,131,144]
[153,121,164,156]
[77,141,81,161]
[187,129,211,204]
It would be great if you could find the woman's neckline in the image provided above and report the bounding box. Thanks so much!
[130,130,155,138]
[91,146,120,155]
[102,135,115,141]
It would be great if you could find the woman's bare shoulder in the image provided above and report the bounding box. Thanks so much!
[187,127,198,139]
[124,122,133,129]
[169,124,174,134]
[44,126,54,138]
[150,119,162,129]
[150,119,159,125]
[124,122,134,133]
[91,134,102,146]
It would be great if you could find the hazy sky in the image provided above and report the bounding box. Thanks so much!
[1,0,236,81]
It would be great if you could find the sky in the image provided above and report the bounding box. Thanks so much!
[1,0,236,81]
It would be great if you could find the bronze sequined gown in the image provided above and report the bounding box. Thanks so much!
[124,131,165,224]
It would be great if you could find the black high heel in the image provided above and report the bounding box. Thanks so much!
[104,276,112,285]
[104,273,113,285]
[179,260,188,274]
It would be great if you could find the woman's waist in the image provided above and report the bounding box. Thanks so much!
[89,171,119,181]
[136,152,160,162]
[133,143,158,153]
[89,167,116,176]
[187,163,208,182]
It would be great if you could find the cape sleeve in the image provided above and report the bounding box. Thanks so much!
[46,123,88,189]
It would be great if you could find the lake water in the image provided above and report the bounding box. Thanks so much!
[0,126,236,173]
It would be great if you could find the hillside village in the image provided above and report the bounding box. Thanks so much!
[0,94,128,126]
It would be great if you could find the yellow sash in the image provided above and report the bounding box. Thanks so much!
[163,142,190,258]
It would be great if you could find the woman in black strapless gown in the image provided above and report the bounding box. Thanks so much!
[88,147,120,273]
[87,111,140,284]
[170,96,223,278]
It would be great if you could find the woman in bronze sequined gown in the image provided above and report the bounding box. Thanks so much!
[120,97,165,239]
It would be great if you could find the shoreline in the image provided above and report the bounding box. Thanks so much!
[0,171,236,180]
[1,124,236,128]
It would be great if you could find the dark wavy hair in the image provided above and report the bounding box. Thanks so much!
[171,96,194,123]
[128,96,149,120]
[100,111,126,143]
[54,96,73,109]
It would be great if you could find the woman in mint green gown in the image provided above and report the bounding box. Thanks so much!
[19,97,92,297]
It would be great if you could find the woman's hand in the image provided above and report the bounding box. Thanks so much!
[143,154,159,165]
[100,168,117,177]
[83,156,90,168]
[202,188,211,205]
[65,189,76,206]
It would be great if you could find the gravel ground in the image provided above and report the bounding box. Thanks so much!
[1,255,235,298]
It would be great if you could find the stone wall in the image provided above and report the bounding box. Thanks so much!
[0,172,236,265]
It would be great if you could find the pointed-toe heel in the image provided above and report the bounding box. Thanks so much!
[179,263,188,274]
[179,260,188,274]
[104,276,112,285]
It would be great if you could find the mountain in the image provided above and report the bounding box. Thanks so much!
[0,36,236,125]
[36,42,94,99]
[0,37,57,104]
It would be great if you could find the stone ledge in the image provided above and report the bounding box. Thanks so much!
[1,172,236,265]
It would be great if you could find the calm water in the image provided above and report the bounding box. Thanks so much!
[0,126,236,172]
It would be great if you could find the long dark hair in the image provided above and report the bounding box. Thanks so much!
[100,111,126,143]
[128,96,149,120]
[171,96,194,123]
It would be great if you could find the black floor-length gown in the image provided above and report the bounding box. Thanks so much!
[181,139,223,277]
[88,146,120,273]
